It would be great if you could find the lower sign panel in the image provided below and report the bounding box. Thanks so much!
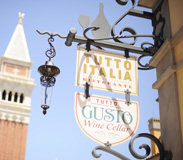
[74,92,139,146]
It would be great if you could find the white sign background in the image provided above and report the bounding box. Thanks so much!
[75,46,138,96]
[74,92,139,146]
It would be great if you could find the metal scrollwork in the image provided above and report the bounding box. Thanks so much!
[112,0,163,48]
[112,0,137,44]
[37,0,165,70]
[129,133,164,159]
[40,76,56,87]
[45,36,56,60]
[137,42,158,70]
[81,0,164,70]
[92,143,130,160]
[82,0,162,48]
[92,133,172,160]
[138,55,154,70]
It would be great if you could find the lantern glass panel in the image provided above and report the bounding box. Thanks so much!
[40,76,55,114]
[41,84,53,108]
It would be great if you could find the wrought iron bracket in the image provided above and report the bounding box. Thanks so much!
[37,0,165,70]
[36,0,165,70]
[37,28,156,70]
[92,133,172,160]
[37,29,153,55]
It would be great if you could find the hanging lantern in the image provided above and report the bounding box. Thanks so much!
[38,36,60,115]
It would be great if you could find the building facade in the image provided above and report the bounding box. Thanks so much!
[139,0,183,159]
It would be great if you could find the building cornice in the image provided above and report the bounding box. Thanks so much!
[138,0,159,9]
[150,27,183,67]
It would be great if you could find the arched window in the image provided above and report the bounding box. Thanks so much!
[14,92,18,102]
[2,90,6,100]
[8,91,12,101]
[20,94,24,103]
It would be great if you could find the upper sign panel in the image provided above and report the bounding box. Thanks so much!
[75,46,138,96]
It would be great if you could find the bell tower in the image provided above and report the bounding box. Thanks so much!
[0,13,35,160]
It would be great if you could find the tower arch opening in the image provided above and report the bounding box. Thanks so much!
[2,90,6,100]
[20,93,24,103]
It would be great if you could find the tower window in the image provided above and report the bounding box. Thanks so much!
[14,92,18,102]
[8,91,12,101]
[2,90,6,100]
[20,94,24,103]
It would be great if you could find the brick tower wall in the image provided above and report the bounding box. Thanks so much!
[0,120,28,160]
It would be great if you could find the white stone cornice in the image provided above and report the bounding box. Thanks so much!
[0,73,36,87]
[0,100,31,111]
[0,111,29,124]
[0,100,31,124]
[0,56,33,68]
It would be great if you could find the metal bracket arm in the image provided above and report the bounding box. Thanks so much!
[128,9,153,20]
[92,145,130,160]
[92,133,172,160]
[37,29,153,56]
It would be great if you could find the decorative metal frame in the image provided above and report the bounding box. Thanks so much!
[37,0,165,70]
[37,0,172,159]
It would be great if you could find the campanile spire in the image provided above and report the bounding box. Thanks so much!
[0,12,35,160]
[4,12,31,62]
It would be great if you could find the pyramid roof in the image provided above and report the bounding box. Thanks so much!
[4,12,31,62]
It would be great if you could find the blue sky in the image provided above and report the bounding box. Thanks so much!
[0,0,159,159]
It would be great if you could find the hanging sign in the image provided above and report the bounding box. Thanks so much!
[75,46,138,95]
[74,92,139,146]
